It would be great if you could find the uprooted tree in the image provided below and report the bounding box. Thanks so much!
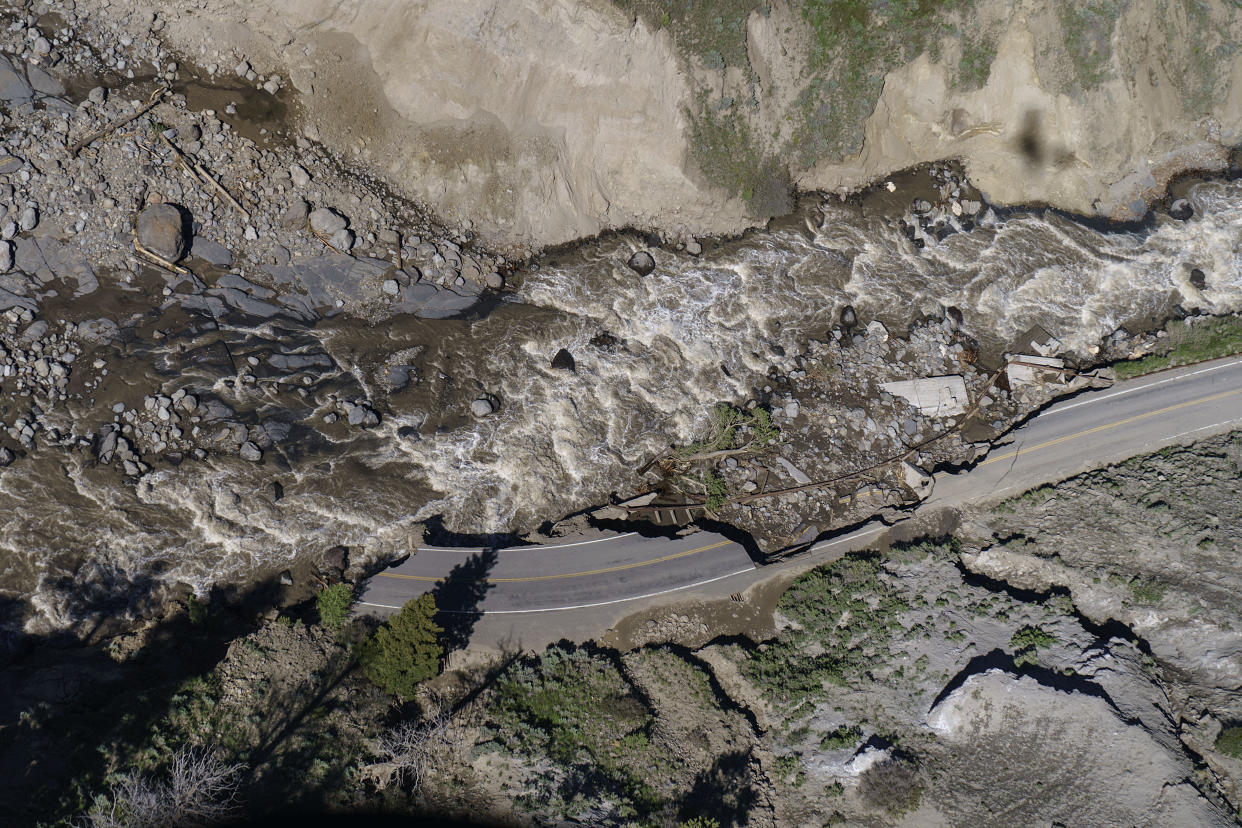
[360,592,445,700]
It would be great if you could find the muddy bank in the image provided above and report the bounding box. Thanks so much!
[66,0,1242,252]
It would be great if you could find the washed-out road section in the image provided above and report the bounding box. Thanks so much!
[359,355,1242,643]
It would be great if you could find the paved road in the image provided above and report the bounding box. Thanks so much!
[359,355,1242,617]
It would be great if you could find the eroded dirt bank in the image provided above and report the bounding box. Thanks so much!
[81,0,1242,250]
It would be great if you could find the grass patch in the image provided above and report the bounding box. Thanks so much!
[1129,580,1165,604]
[688,102,793,214]
[1113,315,1242,380]
[791,0,977,164]
[613,1,765,70]
[956,29,999,90]
[1057,0,1122,93]
[1216,726,1242,759]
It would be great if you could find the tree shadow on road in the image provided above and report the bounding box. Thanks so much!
[430,546,498,654]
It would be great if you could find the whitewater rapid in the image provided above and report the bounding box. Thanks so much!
[5,177,1242,637]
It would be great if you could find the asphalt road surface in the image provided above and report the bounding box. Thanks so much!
[359,355,1242,618]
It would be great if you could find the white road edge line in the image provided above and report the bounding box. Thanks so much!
[359,565,758,614]
[1040,357,1242,418]
[415,531,638,553]
[1168,416,1242,441]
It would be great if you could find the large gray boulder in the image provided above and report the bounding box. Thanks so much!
[136,203,188,262]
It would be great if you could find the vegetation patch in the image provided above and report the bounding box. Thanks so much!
[316,583,355,630]
[676,402,779,457]
[1216,726,1242,759]
[1009,624,1057,667]
[743,549,915,702]
[1056,0,1123,93]
[1113,315,1242,380]
[480,645,666,821]
[360,593,444,700]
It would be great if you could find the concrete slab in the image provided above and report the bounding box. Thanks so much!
[881,375,969,416]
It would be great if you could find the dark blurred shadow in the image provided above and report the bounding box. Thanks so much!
[429,547,498,653]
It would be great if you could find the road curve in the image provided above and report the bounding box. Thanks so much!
[359,355,1242,616]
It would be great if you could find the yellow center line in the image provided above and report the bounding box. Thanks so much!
[979,386,1242,467]
[379,539,735,583]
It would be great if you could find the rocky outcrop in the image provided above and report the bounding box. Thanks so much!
[83,0,1242,250]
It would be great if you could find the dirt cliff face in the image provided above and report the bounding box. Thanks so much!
[91,0,1242,250]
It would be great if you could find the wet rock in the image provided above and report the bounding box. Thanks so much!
[323,545,348,571]
[271,480,284,501]
[550,348,576,371]
[627,249,655,276]
[289,163,311,188]
[239,441,262,462]
[309,207,347,235]
[1190,268,1207,290]
[137,203,188,262]
[397,425,421,442]
[471,398,495,417]
[1169,199,1194,221]
[685,237,702,256]
[944,305,964,329]
[279,569,294,586]
[840,304,858,329]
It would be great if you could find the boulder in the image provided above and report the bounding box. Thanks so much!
[281,197,310,228]
[1190,268,1207,290]
[840,304,857,328]
[309,207,348,235]
[471,398,495,417]
[550,348,576,371]
[0,241,11,273]
[239,441,262,461]
[137,203,188,261]
[1169,198,1194,221]
[627,249,655,276]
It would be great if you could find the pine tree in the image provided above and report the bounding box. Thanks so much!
[360,592,444,699]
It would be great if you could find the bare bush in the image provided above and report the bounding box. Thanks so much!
[363,708,457,793]
[858,757,924,816]
[86,748,244,827]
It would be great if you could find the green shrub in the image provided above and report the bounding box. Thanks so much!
[819,724,862,751]
[187,595,208,626]
[1010,625,1057,667]
[1216,726,1242,759]
[360,593,444,700]
[704,470,728,511]
[316,583,355,629]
